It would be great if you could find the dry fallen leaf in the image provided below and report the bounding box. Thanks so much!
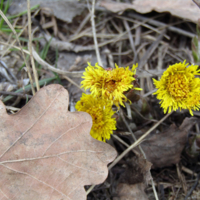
[100,0,200,23]
[113,183,148,200]
[0,84,117,200]
[137,117,197,168]
[113,156,151,200]
[8,0,85,23]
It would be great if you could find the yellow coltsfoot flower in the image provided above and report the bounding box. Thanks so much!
[81,63,141,107]
[75,93,116,142]
[153,60,200,115]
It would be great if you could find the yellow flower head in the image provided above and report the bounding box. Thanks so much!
[81,63,141,107]
[75,93,116,142]
[153,60,200,115]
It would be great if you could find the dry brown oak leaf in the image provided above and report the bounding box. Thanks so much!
[113,156,151,200]
[100,0,200,23]
[137,117,197,168]
[0,84,117,200]
[113,183,148,200]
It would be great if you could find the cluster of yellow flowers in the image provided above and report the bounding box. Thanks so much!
[75,63,141,142]
[75,94,116,142]
[76,60,200,142]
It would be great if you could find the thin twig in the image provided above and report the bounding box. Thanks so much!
[1,23,28,58]
[143,89,157,97]
[119,109,145,156]
[108,112,172,169]
[182,166,197,177]
[69,16,112,42]
[184,172,200,200]
[0,40,85,78]
[0,60,17,83]
[176,164,187,194]
[70,13,91,39]
[90,0,102,66]
[0,9,36,95]
[0,91,32,99]
[5,106,20,111]
[0,40,165,79]
[86,112,172,195]
[32,47,84,77]
[1,8,40,59]
[119,109,159,200]
[62,76,85,93]
[41,26,167,53]
[138,30,165,69]
[112,134,140,155]
[130,106,158,122]
[0,41,30,55]
[27,0,40,91]
[193,0,200,9]
[123,19,137,63]
[128,13,195,38]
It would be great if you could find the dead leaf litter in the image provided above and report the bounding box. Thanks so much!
[1,0,200,199]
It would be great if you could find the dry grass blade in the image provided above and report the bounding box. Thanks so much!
[32,47,83,77]
[108,112,173,169]
[62,75,85,93]
[1,39,84,79]
[143,88,157,97]
[119,109,159,200]
[0,91,32,98]
[176,163,187,194]
[112,134,140,156]
[5,106,20,111]
[129,13,195,38]
[86,112,173,195]
[1,8,40,59]
[27,0,40,91]
[1,23,28,58]
[70,13,91,40]
[193,0,200,9]
[90,0,102,66]
[184,173,200,200]
[123,19,137,63]
[0,9,36,95]
[138,30,165,69]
